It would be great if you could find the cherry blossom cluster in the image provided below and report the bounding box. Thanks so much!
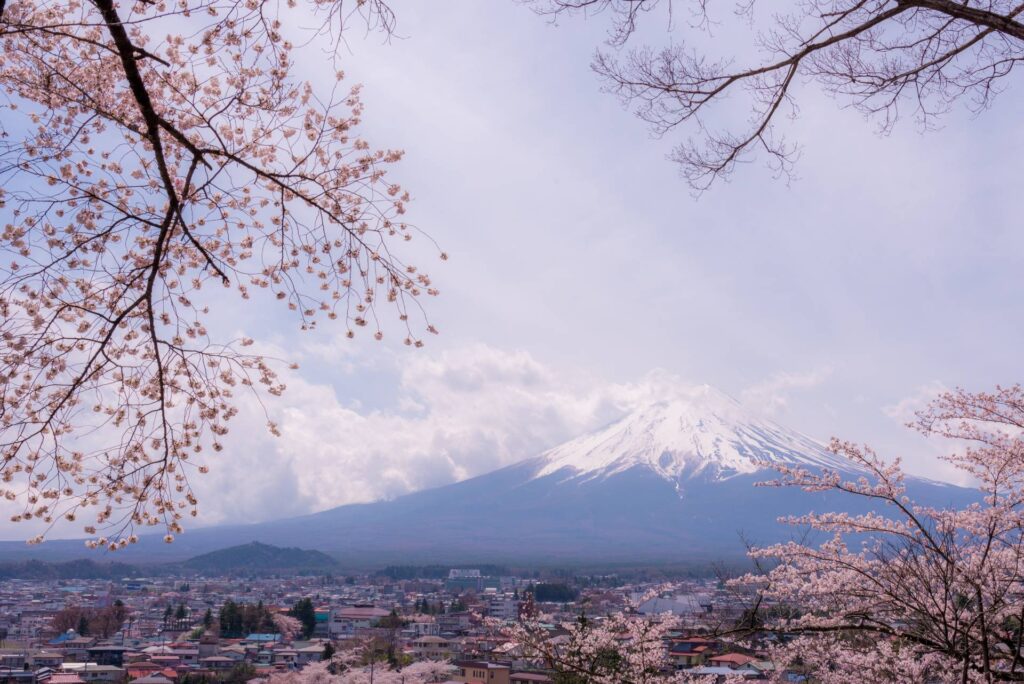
[254,659,455,684]
[510,607,781,682]
[498,608,689,683]
[271,613,303,642]
[0,0,441,545]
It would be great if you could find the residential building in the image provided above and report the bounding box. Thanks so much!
[327,606,390,639]
[409,635,451,661]
[453,661,510,684]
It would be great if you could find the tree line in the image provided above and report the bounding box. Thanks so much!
[51,600,129,638]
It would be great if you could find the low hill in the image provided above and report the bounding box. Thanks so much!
[180,541,338,574]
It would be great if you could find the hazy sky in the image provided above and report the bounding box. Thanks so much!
[3,0,1022,540]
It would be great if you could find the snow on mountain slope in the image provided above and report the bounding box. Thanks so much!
[535,384,853,482]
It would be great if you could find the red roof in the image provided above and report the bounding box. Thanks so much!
[709,653,756,667]
[49,675,85,684]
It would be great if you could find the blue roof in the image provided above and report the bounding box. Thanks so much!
[245,634,280,642]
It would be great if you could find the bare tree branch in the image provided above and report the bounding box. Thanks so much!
[533,0,1024,189]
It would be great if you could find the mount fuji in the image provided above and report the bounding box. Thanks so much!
[1,386,977,566]
[533,385,855,483]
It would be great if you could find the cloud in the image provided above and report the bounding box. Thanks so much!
[187,345,807,529]
[882,381,949,425]
[740,367,834,416]
[184,344,640,527]
[878,381,987,486]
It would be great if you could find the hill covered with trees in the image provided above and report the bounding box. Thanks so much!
[181,542,338,574]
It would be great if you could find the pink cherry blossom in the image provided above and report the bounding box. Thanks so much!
[0,0,442,544]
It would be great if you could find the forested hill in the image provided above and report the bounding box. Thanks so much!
[180,541,338,573]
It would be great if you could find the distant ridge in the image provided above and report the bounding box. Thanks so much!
[181,541,338,573]
[0,558,143,580]
[0,543,338,578]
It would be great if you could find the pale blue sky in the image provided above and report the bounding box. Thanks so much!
[2,0,1021,538]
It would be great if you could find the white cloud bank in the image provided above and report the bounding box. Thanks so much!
[189,344,641,526]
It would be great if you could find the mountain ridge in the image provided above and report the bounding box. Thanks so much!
[0,542,335,578]
[0,387,976,566]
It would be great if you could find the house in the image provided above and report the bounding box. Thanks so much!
[408,620,439,637]
[30,653,64,669]
[445,570,484,593]
[409,636,452,661]
[689,665,762,681]
[198,657,234,671]
[144,657,179,671]
[0,655,25,670]
[58,639,96,664]
[44,674,85,684]
[485,597,520,622]
[270,650,298,667]
[197,635,218,661]
[667,637,719,669]
[124,662,162,681]
[243,635,279,646]
[47,633,80,648]
[0,669,36,684]
[58,664,125,684]
[86,648,127,668]
[294,644,326,666]
[327,606,391,639]
[215,645,247,663]
[453,661,510,684]
[126,676,173,684]
[510,674,552,684]
[707,653,757,670]
[312,610,330,639]
[437,612,472,635]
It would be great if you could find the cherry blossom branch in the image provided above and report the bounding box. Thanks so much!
[1,0,441,545]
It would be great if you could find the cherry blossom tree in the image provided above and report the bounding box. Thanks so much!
[0,0,443,545]
[500,607,687,684]
[532,0,1024,189]
[503,609,762,683]
[272,613,303,642]
[730,385,1024,682]
[254,660,455,684]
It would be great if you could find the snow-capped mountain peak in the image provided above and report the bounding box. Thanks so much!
[534,384,849,482]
